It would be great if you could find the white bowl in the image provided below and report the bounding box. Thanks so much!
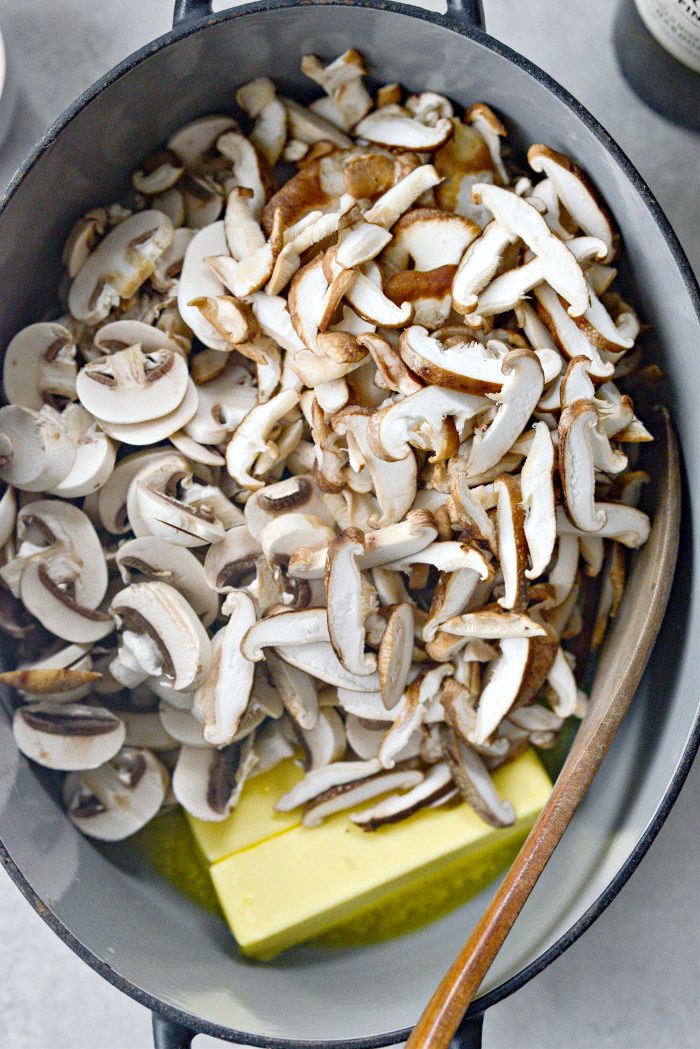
[0,25,17,151]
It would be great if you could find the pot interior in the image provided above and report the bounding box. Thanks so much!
[0,5,698,1044]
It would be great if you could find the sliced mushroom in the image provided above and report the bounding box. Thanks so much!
[558,400,606,532]
[301,707,346,770]
[441,727,514,826]
[273,640,379,692]
[377,603,414,710]
[45,405,116,499]
[193,592,255,745]
[534,283,615,381]
[383,540,492,579]
[76,345,189,425]
[13,703,125,771]
[302,764,424,827]
[363,164,443,230]
[241,608,330,661]
[184,363,258,445]
[66,747,168,840]
[471,184,589,317]
[528,145,617,262]
[325,528,377,677]
[556,502,650,548]
[0,667,100,696]
[466,349,544,478]
[225,388,300,490]
[116,537,219,627]
[204,525,262,592]
[217,131,271,220]
[350,761,453,829]
[69,211,173,324]
[451,220,513,315]
[158,702,207,748]
[519,421,556,579]
[111,582,211,692]
[378,664,453,768]
[442,606,546,639]
[264,648,319,730]
[177,221,230,350]
[3,323,77,410]
[368,385,488,462]
[0,405,76,493]
[167,114,238,172]
[355,107,453,152]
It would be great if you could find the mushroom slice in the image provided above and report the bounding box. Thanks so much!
[301,707,346,771]
[466,350,544,478]
[381,209,479,273]
[98,379,198,447]
[441,727,515,827]
[3,322,77,410]
[546,646,578,717]
[0,483,16,548]
[67,747,168,840]
[452,220,513,315]
[350,761,453,830]
[111,582,211,693]
[68,210,173,324]
[301,49,366,93]
[216,131,271,220]
[184,364,257,445]
[363,165,443,230]
[368,385,488,462]
[275,758,381,812]
[265,649,320,731]
[194,592,255,745]
[332,406,417,527]
[116,537,219,628]
[98,449,175,535]
[558,400,606,532]
[244,474,335,539]
[534,283,615,381]
[494,474,529,612]
[132,148,185,195]
[177,222,230,351]
[20,561,113,644]
[45,405,116,499]
[13,703,125,771]
[287,254,330,352]
[302,765,424,827]
[76,345,189,424]
[189,295,258,349]
[282,97,353,148]
[519,420,556,580]
[169,431,225,468]
[225,388,301,490]
[204,526,262,593]
[274,641,380,693]
[241,608,330,661]
[167,114,237,172]
[355,108,453,152]
[261,513,336,567]
[358,333,423,396]
[173,741,254,820]
[377,603,414,710]
[337,265,412,329]
[471,183,590,316]
[442,606,547,639]
[325,528,377,677]
[379,664,453,769]
[469,636,533,745]
[249,96,287,167]
[449,471,497,554]
[383,541,492,579]
[466,103,509,185]
[555,503,650,548]
[0,667,100,695]
[423,567,483,644]
[336,222,393,269]
[63,207,108,278]
[528,145,617,262]
[158,703,207,748]
[16,498,107,606]
[398,327,508,394]
[0,405,76,493]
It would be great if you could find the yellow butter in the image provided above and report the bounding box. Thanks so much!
[210,749,552,959]
[187,757,304,863]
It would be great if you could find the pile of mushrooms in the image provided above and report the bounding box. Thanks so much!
[0,50,655,843]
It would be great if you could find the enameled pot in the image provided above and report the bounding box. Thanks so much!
[0,3,699,1047]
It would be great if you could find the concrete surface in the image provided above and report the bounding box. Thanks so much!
[0,2,698,1047]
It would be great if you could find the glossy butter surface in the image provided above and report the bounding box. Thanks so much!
[209,750,552,958]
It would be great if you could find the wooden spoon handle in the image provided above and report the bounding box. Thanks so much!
[407,410,680,1049]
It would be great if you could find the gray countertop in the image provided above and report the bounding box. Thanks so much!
[0,2,698,1047]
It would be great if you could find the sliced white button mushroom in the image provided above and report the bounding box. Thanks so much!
[120,709,179,752]
[528,144,617,262]
[111,582,212,692]
[45,404,116,499]
[158,702,207,748]
[193,592,255,745]
[13,703,125,771]
[260,512,336,567]
[300,707,346,770]
[66,747,168,840]
[184,364,258,445]
[471,184,589,317]
[204,525,262,593]
[116,537,219,628]
[3,322,77,410]
[173,738,256,822]
[98,449,174,534]
[466,349,544,478]
[519,420,557,580]
[169,430,225,467]
[0,405,76,492]
[245,474,335,540]
[16,498,108,607]
[98,378,198,447]
[225,388,300,491]
[325,528,377,677]
[167,114,237,171]
[177,221,231,350]
[217,130,271,220]
[76,345,189,425]
[68,210,173,324]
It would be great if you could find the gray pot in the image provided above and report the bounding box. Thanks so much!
[0,3,698,1047]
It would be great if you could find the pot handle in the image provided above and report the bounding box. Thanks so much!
[172,0,485,29]
[151,1010,484,1047]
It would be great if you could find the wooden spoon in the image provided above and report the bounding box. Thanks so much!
[406,408,681,1049]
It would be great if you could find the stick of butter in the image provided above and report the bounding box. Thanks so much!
[203,749,551,959]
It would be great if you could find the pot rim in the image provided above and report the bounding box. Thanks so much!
[1,2,699,1045]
